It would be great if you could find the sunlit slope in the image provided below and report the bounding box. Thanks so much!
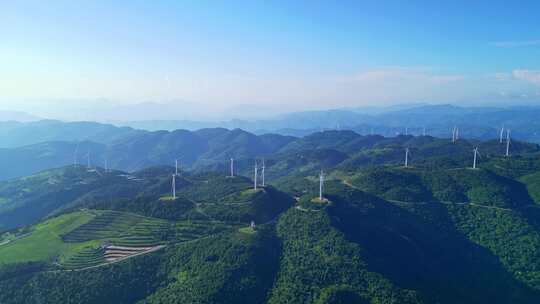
[0,211,95,264]
[0,208,238,268]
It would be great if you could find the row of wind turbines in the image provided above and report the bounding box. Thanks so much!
[164,124,515,201]
[403,126,513,170]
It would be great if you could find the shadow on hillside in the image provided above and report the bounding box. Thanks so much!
[326,189,540,304]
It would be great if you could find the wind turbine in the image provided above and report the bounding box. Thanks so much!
[473,147,480,169]
[499,126,505,144]
[455,127,459,141]
[319,170,325,201]
[452,126,457,143]
[254,161,258,190]
[171,174,176,199]
[230,158,234,177]
[404,147,410,168]
[506,130,511,157]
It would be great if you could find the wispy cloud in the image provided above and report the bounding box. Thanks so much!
[513,70,540,85]
[491,40,540,48]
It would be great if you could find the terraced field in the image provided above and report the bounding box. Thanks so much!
[0,207,238,269]
[57,210,237,269]
[62,210,169,244]
[61,246,106,269]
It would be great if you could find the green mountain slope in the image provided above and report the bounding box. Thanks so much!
[3,134,540,303]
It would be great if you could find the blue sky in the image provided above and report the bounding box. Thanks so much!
[1,0,540,118]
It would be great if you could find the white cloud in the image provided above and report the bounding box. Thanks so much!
[512,70,540,86]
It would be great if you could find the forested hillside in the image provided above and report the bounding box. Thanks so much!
[2,132,540,303]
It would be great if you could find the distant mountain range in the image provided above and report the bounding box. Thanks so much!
[117,104,540,142]
[1,124,538,183]
[2,103,540,181]
[0,128,297,181]
[3,104,540,143]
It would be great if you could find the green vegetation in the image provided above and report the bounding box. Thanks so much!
[521,172,540,204]
[268,208,421,304]
[0,211,95,264]
[3,132,540,303]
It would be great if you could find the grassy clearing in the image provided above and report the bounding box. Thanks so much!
[239,226,256,234]
[0,211,96,264]
[159,196,178,201]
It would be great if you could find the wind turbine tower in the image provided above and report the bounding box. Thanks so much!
[172,174,176,199]
[230,158,234,177]
[452,127,457,143]
[506,130,511,157]
[473,147,479,169]
[500,126,505,144]
[405,147,410,168]
[455,127,459,141]
[254,161,258,190]
[319,170,325,200]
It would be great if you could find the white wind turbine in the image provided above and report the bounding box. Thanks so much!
[319,170,325,201]
[472,147,480,169]
[505,130,511,157]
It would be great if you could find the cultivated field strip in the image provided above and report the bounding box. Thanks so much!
[57,210,237,269]
[61,247,106,269]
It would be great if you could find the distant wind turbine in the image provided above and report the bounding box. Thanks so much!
[254,161,258,190]
[473,147,480,169]
[405,147,410,168]
[506,130,511,157]
[319,170,325,200]
[171,174,176,199]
